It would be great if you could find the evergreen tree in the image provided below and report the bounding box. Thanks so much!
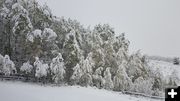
[50,53,66,84]
[34,57,48,79]
[80,54,93,86]
[103,67,114,90]
[92,67,104,88]
[71,63,83,85]
[113,61,132,91]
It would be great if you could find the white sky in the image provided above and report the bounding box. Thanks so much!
[38,0,180,57]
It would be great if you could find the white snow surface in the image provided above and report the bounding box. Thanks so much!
[0,81,162,101]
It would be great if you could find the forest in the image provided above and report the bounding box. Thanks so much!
[0,0,178,97]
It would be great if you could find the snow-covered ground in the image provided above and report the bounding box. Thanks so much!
[0,81,163,101]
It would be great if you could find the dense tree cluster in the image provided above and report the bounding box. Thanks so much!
[0,0,177,96]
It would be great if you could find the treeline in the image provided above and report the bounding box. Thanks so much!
[0,0,178,97]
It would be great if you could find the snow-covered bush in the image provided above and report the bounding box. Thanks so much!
[3,55,16,76]
[131,77,153,95]
[34,57,48,78]
[50,53,66,83]
[103,67,114,90]
[20,61,33,74]
[168,70,180,86]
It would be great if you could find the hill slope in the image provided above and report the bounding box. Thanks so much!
[148,59,180,85]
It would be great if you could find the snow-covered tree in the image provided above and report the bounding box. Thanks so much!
[127,51,148,82]
[63,29,83,82]
[80,55,93,86]
[42,28,57,42]
[173,57,179,65]
[71,63,83,85]
[3,55,16,76]
[103,67,114,90]
[131,77,153,95]
[20,61,33,75]
[50,53,66,84]
[113,61,132,91]
[34,57,48,78]
[92,67,104,88]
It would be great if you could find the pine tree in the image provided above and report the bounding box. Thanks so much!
[103,67,114,90]
[63,29,82,82]
[113,61,132,91]
[93,67,104,88]
[71,63,83,85]
[80,54,93,87]
[50,53,66,84]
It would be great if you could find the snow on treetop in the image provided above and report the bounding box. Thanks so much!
[42,28,57,41]
[5,0,13,5]
[12,3,27,13]
[27,29,42,42]
[33,29,42,38]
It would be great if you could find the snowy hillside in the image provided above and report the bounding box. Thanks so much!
[148,59,180,85]
[0,81,163,101]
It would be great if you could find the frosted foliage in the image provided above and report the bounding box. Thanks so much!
[33,29,42,38]
[3,55,16,76]
[12,3,27,14]
[34,57,48,78]
[79,56,94,86]
[11,2,33,35]
[117,48,125,59]
[42,28,57,41]
[104,67,114,90]
[27,33,34,42]
[71,63,83,84]
[12,14,33,34]
[20,61,33,74]
[113,62,132,91]
[86,53,95,68]
[169,70,180,85]
[5,0,13,4]
[82,58,92,73]
[0,6,10,18]
[27,29,42,42]
[93,67,104,88]
[50,53,65,83]
[132,77,153,95]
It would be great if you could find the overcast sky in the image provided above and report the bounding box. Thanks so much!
[38,0,180,57]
